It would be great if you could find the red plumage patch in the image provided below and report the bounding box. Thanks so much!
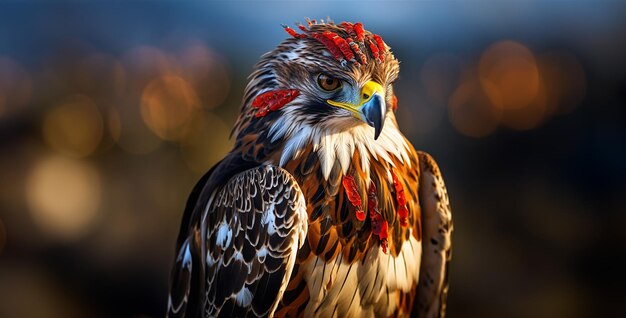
[282,24,306,39]
[341,22,354,36]
[251,89,299,117]
[371,212,389,253]
[367,37,380,63]
[310,32,345,64]
[323,31,356,63]
[353,22,365,43]
[372,34,386,62]
[368,181,389,253]
[342,175,365,221]
[279,20,388,66]
[391,170,409,227]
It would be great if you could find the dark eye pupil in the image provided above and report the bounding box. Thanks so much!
[318,74,340,91]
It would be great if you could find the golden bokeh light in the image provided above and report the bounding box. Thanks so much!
[480,41,540,111]
[25,156,101,241]
[449,78,503,138]
[140,75,200,141]
[476,40,558,131]
[0,56,33,117]
[42,94,104,157]
[501,80,548,130]
[177,43,231,109]
[180,111,233,174]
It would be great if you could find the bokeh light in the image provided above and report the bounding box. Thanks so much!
[446,40,586,136]
[448,73,503,138]
[480,41,540,111]
[479,41,547,131]
[140,75,200,141]
[42,94,104,157]
[25,156,101,241]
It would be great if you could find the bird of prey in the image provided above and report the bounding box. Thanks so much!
[167,19,452,318]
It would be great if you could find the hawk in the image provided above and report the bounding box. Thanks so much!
[167,19,453,318]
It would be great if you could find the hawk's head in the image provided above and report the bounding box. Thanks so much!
[233,19,408,179]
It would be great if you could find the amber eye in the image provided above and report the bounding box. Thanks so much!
[317,73,342,91]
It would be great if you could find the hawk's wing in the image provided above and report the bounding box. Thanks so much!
[167,164,308,317]
[415,152,453,318]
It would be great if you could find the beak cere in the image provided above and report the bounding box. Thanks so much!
[362,93,386,140]
[326,80,387,140]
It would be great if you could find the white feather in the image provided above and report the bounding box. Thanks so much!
[216,220,232,248]
[319,133,337,180]
[234,287,253,307]
[280,126,311,166]
[261,203,277,235]
[303,230,422,317]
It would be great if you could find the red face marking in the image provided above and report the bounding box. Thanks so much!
[342,175,365,221]
[391,170,409,227]
[251,89,299,117]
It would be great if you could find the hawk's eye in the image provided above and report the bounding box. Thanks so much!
[317,74,341,91]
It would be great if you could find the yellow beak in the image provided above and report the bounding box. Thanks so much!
[327,81,387,139]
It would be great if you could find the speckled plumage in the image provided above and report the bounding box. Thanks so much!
[167,20,453,318]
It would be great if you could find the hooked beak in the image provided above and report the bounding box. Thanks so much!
[327,81,387,140]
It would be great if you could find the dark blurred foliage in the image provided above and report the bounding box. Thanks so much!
[0,2,625,318]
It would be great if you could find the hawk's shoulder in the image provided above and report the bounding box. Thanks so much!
[415,151,453,318]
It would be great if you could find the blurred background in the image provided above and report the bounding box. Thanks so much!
[0,1,625,317]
